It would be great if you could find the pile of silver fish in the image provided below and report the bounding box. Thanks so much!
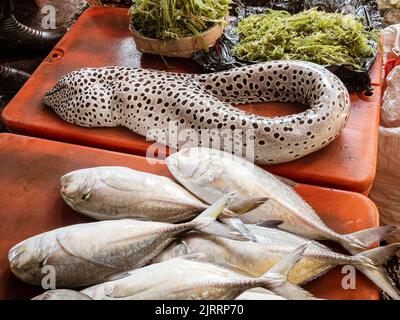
[8,147,400,300]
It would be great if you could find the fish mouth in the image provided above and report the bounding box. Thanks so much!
[60,188,75,203]
[8,246,26,269]
[45,84,67,97]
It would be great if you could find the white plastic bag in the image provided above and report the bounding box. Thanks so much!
[370,127,400,243]
[382,67,400,127]
[369,26,400,243]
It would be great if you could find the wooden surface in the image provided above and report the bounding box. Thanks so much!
[0,133,380,300]
[1,7,382,194]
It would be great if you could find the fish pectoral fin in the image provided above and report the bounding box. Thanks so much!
[274,175,299,188]
[55,233,120,270]
[256,220,285,229]
[105,271,133,282]
[99,175,144,192]
[179,252,207,262]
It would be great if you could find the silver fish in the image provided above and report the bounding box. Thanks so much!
[32,290,92,300]
[44,61,350,165]
[8,193,235,288]
[60,166,207,222]
[34,287,286,300]
[60,166,266,242]
[80,246,314,300]
[154,227,400,300]
[60,166,266,222]
[236,288,287,300]
[166,147,396,254]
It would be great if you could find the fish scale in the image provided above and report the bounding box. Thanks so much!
[44,61,351,165]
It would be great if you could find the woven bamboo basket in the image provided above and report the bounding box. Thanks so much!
[129,23,224,58]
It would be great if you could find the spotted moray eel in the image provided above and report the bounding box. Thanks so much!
[44,61,351,165]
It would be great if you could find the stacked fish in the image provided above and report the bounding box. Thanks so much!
[8,148,400,300]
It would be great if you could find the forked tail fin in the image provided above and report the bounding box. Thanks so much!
[220,197,270,242]
[195,194,261,241]
[259,243,317,300]
[353,243,400,300]
[340,226,398,255]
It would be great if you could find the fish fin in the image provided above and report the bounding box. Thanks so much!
[99,174,143,192]
[105,271,133,282]
[198,221,250,241]
[219,218,257,242]
[274,175,299,188]
[260,243,316,300]
[121,217,154,222]
[236,290,287,300]
[268,243,309,278]
[354,243,400,300]
[341,226,398,254]
[256,220,285,229]
[192,193,235,229]
[225,197,269,215]
[179,253,207,262]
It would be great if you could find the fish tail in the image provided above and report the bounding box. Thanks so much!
[196,220,252,241]
[259,243,316,300]
[217,197,269,242]
[218,218,257,242]
[340,226,398,255]
[353,243,400,300]
[192,193,235,229]
[224,197,269,216]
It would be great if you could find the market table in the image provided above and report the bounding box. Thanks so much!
[2,7,383,195]
[0,133,381,300]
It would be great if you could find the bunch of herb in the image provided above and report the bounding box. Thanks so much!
[129,0,231,40]
[233,8,379,68]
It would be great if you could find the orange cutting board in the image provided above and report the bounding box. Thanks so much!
[0,133,380,300]
[2,8,381,195]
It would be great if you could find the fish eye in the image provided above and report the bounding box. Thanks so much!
[81,193,91,201]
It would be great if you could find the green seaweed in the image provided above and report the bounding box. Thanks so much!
[129,0,231,40]
[233,8,379,69]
